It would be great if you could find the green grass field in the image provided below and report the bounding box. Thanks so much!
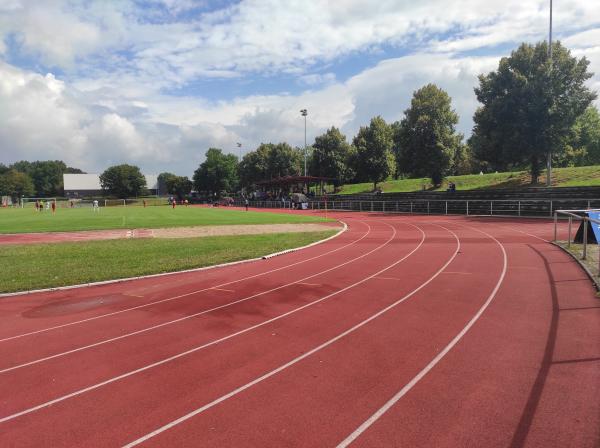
[0,206,328,234]
[0,231,335,293]
[337,165,600,194]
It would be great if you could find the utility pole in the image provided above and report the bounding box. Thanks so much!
[300,109,307,176]
[237,142,242,162]
[546,0,553,187]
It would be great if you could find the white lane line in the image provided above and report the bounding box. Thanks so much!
[502,225,550,242]
[0,220,364,343]
[120,224,457,448]
[0,221,426,423]
[374,276,402,281]
[0,222,395,373]
[209,288,234,293]
[336,224,508,448]
[297,283,321,287]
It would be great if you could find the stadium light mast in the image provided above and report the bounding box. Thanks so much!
[237,142,242,162]
[546,0,553,187]
[300,109,307,176]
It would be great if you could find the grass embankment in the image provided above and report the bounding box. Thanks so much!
[337,165,600,194]
[0,231,335,293]
[0,207,328,234]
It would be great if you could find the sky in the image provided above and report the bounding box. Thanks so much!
[0,0,599,177]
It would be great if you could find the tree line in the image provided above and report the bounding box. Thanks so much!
[0,160,85,200]
[191,40,598,194]
[3,41,598,201]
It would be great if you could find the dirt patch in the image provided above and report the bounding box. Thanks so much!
[150,222,341,239]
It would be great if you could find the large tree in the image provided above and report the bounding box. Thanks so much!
[472,41,596,183]
[157,172,177,195]
[100,164,147,198]
[395,84,462,185]
[165,176,193,200]
[353,116,394,190]
[193,148,238,195]
[0,169,35,201]
[561,106,600,166]
[238,143,302,188]
[309,127,352,186]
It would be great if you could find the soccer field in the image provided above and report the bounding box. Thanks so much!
[0,206,328,234]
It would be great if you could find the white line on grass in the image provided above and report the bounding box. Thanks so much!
[0,221,358,343]
[336,224,508,448]
[0,222,395,373]
[0,220,428,423]
[120,223,458,447]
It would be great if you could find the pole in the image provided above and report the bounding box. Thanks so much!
[582,217,588,260]
[546,0,553,187]
[237,142,242,162]
[300,109,307,177]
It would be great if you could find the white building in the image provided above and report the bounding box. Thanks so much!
[63,174,159,197]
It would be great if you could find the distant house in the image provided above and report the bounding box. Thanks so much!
[63,174,159,197]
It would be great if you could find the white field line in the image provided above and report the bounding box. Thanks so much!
[0,221,359,343]
[0,222,396,373]
[336,224,508,447]
[0,221,427,423]
[120,223,458,448]
[0,221,348,299]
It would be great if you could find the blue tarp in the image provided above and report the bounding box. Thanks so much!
[587,211,600,243]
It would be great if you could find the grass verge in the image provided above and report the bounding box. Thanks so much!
[0,231,336,293]
[0,207,328,234]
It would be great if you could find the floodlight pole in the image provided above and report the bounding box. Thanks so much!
[237,142,242,162]
[546,0,553,187]
[300,109,307,177]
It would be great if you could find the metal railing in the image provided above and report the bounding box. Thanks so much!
[307,198,600,217]
[554,209,600,277]
[241,198,600,217]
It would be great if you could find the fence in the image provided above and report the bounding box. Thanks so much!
[553,209,600,278]
[243,198,600,217]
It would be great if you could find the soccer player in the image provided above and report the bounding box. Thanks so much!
[93,199,99,212]
[51,201,56,214]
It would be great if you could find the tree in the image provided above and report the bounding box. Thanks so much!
[353,116,394,190]
[165,176,193,200]
[193,148,238,196]
[100,164,147,198]
[309,127,352,185]
[266,143,302,178]
[395,84,463,185]
[472,41,597,183]
[0,169,35,201]
[562,106,600,166]
[157,172,177,196]
[238,143,302,188]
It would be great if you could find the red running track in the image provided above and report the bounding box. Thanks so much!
[0,213,598,447]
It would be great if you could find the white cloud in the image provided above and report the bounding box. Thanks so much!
[0,1,599,177]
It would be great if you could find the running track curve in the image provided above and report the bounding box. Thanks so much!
[0,213,598,447]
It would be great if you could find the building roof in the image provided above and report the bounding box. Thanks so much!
[63,174,158,191]
[63,174,101,190]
